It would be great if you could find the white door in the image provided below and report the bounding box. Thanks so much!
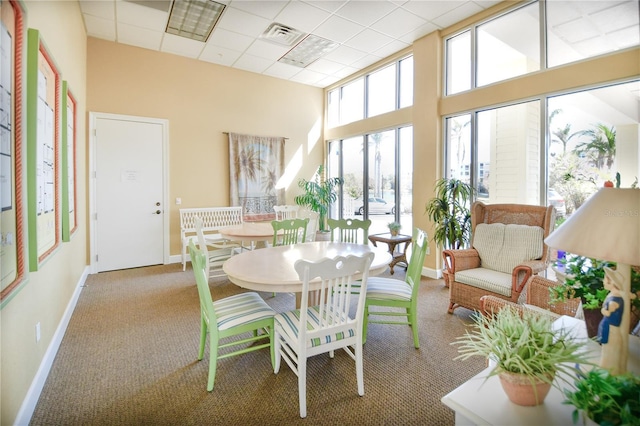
[92,114,167,272]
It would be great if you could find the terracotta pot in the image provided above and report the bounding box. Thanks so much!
[315,231,331,242]
[390,230,398,236]
[498,371,553,406]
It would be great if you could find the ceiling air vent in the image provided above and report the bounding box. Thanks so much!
[261,23,305,47]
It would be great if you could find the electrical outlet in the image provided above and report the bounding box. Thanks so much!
[35,322,41,342]
[176,197,181,205]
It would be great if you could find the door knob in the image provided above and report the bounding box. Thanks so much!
[156,202,161,206]
[154,210,161,215]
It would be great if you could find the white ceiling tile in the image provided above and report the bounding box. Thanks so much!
[313,15,364,43]
[333,65,359,79]
[432,2,483,28]
[227,1,288,20]
[79,0,115,20]
[245,39,290,60]
[401,0,467,21]
[373,39,410,58]
[371,7,426,39]
[315,74,341,87]
[83,14,117,40]
[207,28,254,52]
[472,1,503,10]
[302,0,348,14]
[116,1,168,32]
[289,68,327,85]
[160,33,206,58]
[117,22,163,49]
[350,53,383,69]
[262,61,303,79]
[306,58,345,74]
[273,1,331,33]
[323,44,367,65]
[344,28,394,53]
[199,44,243,66]
[233,53,274,73]
[217,7,272,38]
[335,0,397,26]
[399,21,439,43]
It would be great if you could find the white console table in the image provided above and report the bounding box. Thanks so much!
[441,316,640,426]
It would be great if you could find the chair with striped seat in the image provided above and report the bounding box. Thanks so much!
[189,241,275,391]
[273,252,375,418]
[363,228,429,348]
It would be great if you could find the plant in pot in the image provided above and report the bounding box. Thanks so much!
[425,177,474,286]
[452,306,593,406]
[387,221,401,236]
[549,256,640,338]
[563,367,640,426]
[294,165,343,239]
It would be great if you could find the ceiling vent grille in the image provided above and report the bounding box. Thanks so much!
[261,23,305,47]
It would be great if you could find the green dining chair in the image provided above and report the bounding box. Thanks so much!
[189,241,275,391]
[327,218,371,244]
[363,228,429,349]
[271,218,309,246]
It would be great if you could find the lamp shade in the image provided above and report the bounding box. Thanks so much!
[544,188,640,266]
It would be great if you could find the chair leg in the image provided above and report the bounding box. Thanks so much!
[273,330,281,373]
[298,359,307,418]
[198,317,207,360]
[409,307,420,349]
[269,326,276,371]
[355,341,364,396]
[207,337,218,392]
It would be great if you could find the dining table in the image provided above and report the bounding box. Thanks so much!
[223,241,393,306]
[218,221,278,249]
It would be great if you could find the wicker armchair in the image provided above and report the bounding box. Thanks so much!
[479,275,581,320]
[443,202,556,314]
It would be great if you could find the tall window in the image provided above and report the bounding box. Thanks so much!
[444,0,639,95]
[327,55,414,128]
[328,127,413,235]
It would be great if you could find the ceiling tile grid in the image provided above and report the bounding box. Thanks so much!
[79,0,500,88]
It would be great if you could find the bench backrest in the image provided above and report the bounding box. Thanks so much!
[180,207,243,238]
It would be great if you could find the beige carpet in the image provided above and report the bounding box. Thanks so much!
[30,264,483,425]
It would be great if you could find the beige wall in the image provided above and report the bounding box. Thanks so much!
[86,38,325,257]
[1,1,87,423]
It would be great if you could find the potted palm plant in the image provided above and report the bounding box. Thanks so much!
[453,306,593,406]
[425,177,474,285]
[294,165,343,236]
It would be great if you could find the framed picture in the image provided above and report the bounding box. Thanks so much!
[61,81,76,241]
[1,0,27,303]
[26,28,60,271]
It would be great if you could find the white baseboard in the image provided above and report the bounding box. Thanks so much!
[14,266,90,426]
[422,266,442,279]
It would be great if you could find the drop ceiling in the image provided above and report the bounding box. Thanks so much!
[79,0,501,88]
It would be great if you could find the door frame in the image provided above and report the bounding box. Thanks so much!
[88,112,170,274]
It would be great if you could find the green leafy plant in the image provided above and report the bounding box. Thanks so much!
[294,165,343,232]
[550,256,640,311]
[425,178,474,250]
[564,368,640,426]
[452,307,593,387]
[387,222,401,234]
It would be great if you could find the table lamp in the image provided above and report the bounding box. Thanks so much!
[545,187,640,374]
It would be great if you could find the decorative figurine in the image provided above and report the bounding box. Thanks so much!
[598,267,634,374]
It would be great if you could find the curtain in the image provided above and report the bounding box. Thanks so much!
[229,132,285,222]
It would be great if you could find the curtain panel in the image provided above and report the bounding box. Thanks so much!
[228,132,285,221]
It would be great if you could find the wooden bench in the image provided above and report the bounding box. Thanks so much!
[179,207,243,271]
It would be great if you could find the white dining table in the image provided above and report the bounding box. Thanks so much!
[223,241,392,303]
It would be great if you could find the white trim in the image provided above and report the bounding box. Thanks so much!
[88,112,170,274]
[14,266,90,425]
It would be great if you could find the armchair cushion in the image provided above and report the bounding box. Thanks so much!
[455,267,512,297]
[473,223,544,274]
